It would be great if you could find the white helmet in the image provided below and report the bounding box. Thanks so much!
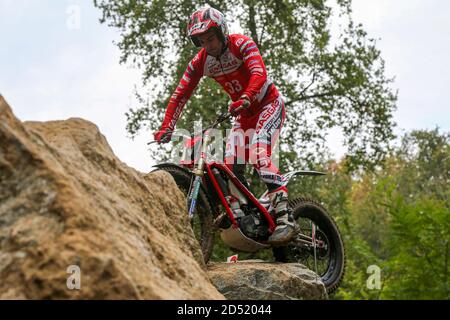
[187,6,228,47]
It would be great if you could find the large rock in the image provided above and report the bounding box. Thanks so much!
[0,95,224,299]
[207,260,328,300]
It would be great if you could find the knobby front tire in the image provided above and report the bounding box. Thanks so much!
[152,165,214,263]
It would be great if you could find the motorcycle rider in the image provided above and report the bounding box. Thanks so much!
[154,6,295,244]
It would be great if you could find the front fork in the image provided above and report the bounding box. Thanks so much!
[187,175,202,219]
[187,132,211,219]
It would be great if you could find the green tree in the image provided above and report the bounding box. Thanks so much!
[340,129,450,299]
[93,0,397,170]
[378,129,449,299]
[381,196,449,299]
[294,129,449,299]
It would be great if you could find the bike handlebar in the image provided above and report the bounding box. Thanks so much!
[148,104,248,145]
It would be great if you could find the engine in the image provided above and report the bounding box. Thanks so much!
[238,206,270,240]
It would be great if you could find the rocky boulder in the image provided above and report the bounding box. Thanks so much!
[0,95,224,299]
[208,260,328,300]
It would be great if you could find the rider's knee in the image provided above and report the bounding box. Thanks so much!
[249,145,271,170]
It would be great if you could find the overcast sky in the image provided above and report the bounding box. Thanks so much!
[1,0,449,172]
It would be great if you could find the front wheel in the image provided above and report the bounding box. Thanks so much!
[273,198,346,295]
[152,165,214,263]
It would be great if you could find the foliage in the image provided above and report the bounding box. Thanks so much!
[333,128,449,299]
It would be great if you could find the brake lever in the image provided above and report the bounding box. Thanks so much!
[217,112,231,123]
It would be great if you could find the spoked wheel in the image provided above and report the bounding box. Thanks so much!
[152,165,214,263]
[273,197,346,295]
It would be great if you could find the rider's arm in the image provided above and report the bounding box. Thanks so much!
[160,54,203,131]
[236,36,269,103]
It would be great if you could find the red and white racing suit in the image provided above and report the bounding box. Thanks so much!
[160,33,287,192]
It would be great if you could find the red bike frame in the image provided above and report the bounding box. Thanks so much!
[204,161,277,233]
[179,108,277,235]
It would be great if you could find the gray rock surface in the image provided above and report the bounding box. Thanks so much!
[208,260,328,300]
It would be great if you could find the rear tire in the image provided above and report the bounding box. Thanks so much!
[273,197,346,295]
[152,165,214,263]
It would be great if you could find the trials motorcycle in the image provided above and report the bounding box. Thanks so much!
[151,107,345,294]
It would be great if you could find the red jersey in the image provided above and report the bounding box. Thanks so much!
[161,34,280,130]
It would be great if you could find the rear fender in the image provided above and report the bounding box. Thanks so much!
[259,170,326,200]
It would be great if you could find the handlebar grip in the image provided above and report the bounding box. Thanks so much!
[234,105,246,113]
[232,100,250,115]
[147,129,174,145]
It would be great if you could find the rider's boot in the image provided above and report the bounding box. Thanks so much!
[267,187,296,245]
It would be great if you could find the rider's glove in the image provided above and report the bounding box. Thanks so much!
[228,97,251,117]
[153,127,172,144]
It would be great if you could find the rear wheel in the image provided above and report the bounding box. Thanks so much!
[273,198,346,295]
[152,165,214,263]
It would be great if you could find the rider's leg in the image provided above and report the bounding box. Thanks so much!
[232,163,251,190]
[225,124,251,190]
[248,96,296,244]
